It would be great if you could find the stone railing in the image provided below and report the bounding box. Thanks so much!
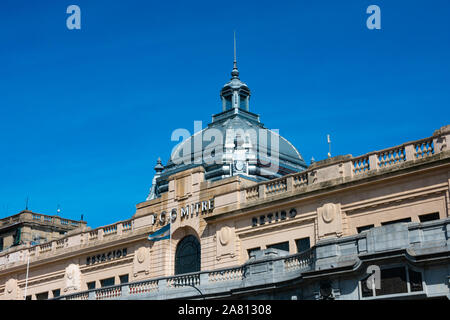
[352,155,370,175]
[39,242,52,254]
[95,286,122,300]
[293,172,308,187]
[284,248,315,272]
[128,280,158,295]
[414,137,434,159]
[53,218,450,301]
[122,220,133,232]
[54,248,315,300]
[0,218,136,268]
[0,211,85,229]
[244,125,450,202]
[103,224,118,236]
[245,185,259,201]
[265,178,287,196]
[55,238,66,249]
[65,292,89,300]
[167,273,200,288]
[88,230,98,241]
[208,266,244,282]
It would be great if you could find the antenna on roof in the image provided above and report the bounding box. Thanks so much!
[327,134,331,158]
[25,196,29,211]
[234,30,237,67]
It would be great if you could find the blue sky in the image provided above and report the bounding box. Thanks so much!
[0,0,449,228]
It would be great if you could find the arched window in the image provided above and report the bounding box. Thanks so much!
[175,235,201,275]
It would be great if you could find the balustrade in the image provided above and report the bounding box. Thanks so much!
[122,221,132,232]
[283,249,314,272]
[414,139,434,159]
[377,147,406,168]
[39,242,52,253]
[208,267,243,282]
[293,172,308,188]
[129,280,158,294]
[66,292,89,300]
[95,286,122,300]
[89,230,98,241]
[245,186,259,200]
[242,128,450,202]
[103,224,118,236]
[56,239,66,249]
[168,274,200,288]
[352,156,370,174]
[265,178,287,196]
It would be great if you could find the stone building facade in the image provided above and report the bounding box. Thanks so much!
[0,211,87,252]
[0,59,449,300]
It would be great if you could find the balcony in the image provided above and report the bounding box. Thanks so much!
[54,248,315,300]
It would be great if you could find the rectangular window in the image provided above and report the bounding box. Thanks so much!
[35,292,48,300]
[100,277,115,288]
[419,212,440,223]
[295,237,310,253]
[381,218,411,226]
[408,269,423,292]
[247,247,260,258]
[119,274,129,284]
[0,237,3,251]
[13,228,22,246]
[25,295,32,300]
[360,266,423,298]
[357,225,374,233]
[361,275,373,298]
[267,241,289,252]
[52,289,60,298]
[225,97,232,110]
[375,267,408,296]
[239,95,247,109]
[87,281,96,290]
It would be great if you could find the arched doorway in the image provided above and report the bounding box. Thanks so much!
[175,235,200,275]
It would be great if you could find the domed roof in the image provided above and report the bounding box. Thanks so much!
[152,106,307,198]
[222,77,250,91]
[165,111,306,174]
[145,37,307,200]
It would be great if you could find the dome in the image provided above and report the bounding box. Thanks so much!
[152,107,307,196]
[146,38,307,200]
[166,111,306,174]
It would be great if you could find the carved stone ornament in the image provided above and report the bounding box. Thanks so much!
[5,278,21,299]
[321,203,337,223]
[219,226,231,246]
[64,263,81,292]
[136,247,146,264]
[6,279,15,294]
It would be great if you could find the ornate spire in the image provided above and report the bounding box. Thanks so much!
[220,31,251,112]
[147,158,164,201]
[154,157,164,173]
[231,31,239,79]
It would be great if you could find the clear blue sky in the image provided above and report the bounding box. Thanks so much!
[0,0,449,228]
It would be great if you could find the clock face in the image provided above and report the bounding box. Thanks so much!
[235,161,244,171]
